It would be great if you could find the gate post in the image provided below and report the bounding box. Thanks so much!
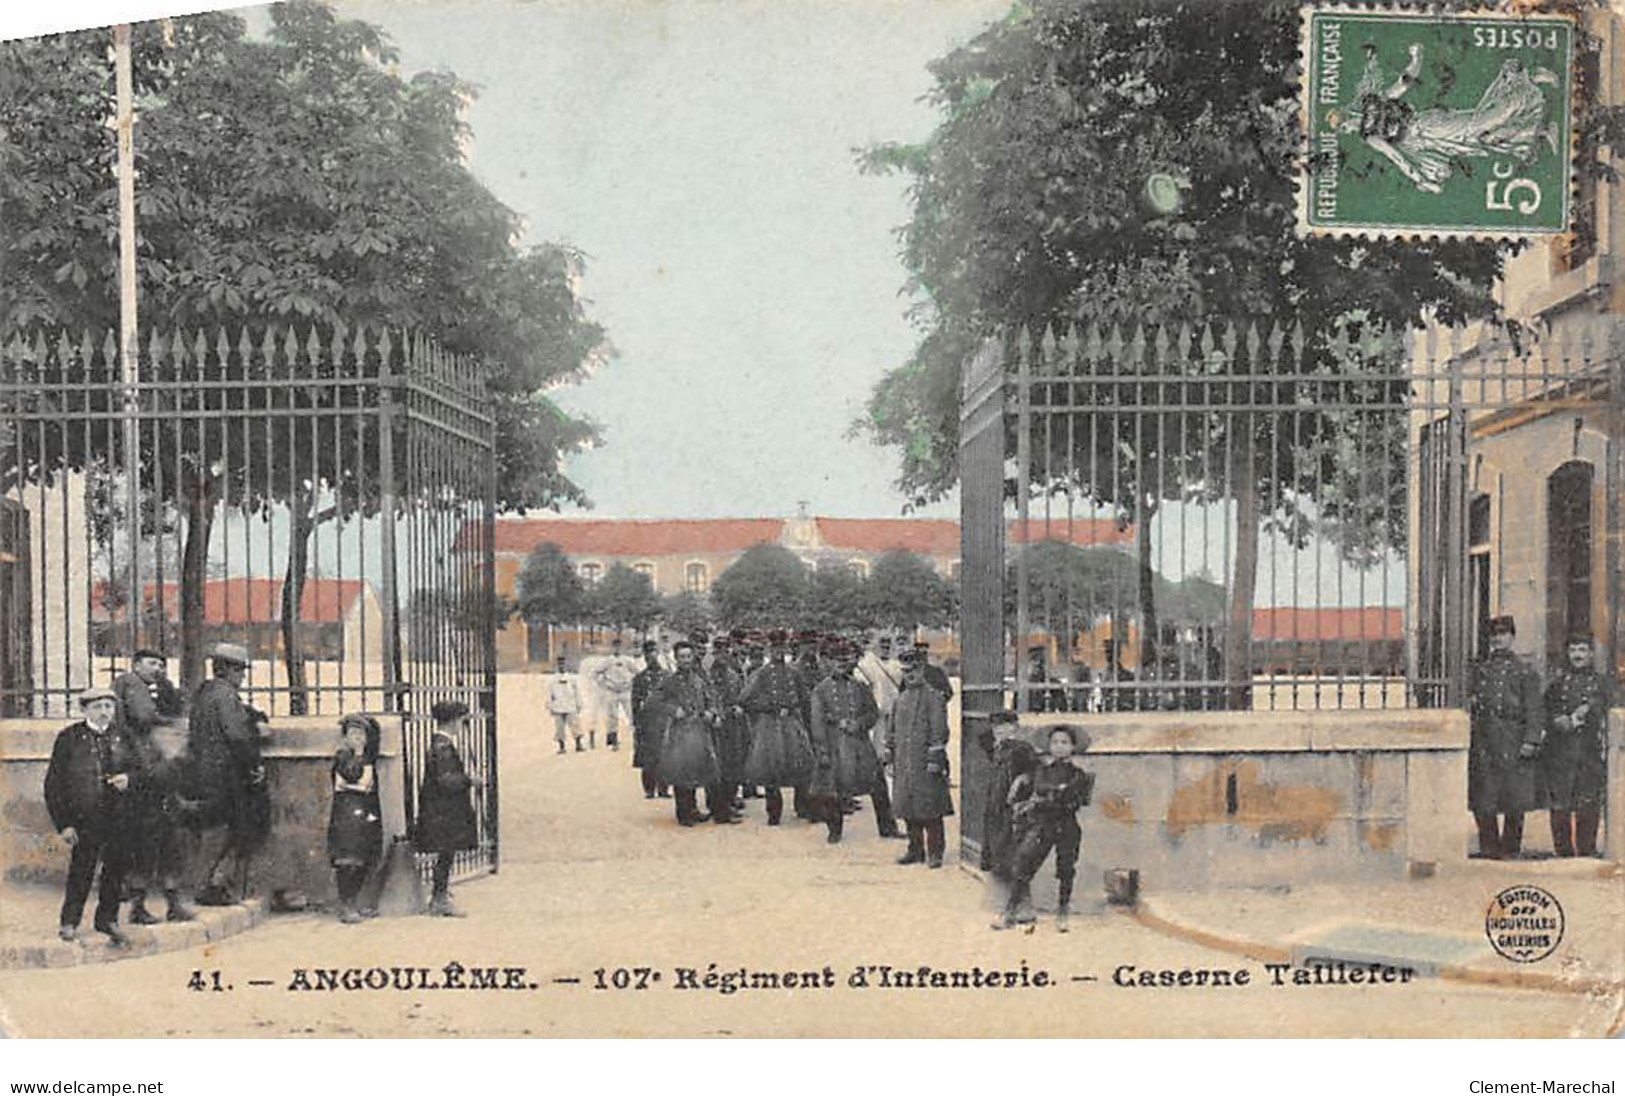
[377,339,403,715]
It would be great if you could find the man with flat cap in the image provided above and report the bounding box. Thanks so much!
[631,640,670,799]
[115,648,194,925]
[1468,616,1543,859]
[190,643,271,902]
[1541,634,1618,858]
[44,687,136,945]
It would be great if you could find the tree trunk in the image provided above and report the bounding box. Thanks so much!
[1136,494,1159,679]
[1224,424,1259,712]
[179,472,218,701]
[281,489,315,716]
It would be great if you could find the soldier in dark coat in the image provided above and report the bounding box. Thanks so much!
[1541,635,1617,858]
[884,648,954,867]
[114,649,194,925]
[43,688,135,945]
[631,641,670,799]
[809,643,902,844]
[415,700,481,917]
[1468,616,1543,860]
[189,643,271,903]
[658,641,728,825]
[913,640,955,702]
[708,637,751,813]
[328,715,383,923]
[993,725,1094,934]
[740,632,814,825]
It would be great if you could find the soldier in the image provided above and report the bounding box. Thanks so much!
[592,638,637,751]
[658,640,728,825]
[789,631,827,820]
[1468,616,1543,860]
[740,630,814,825]
[549,656,586,753]
[808,642,903,845]
[884,647,953,867]
[708,636,750,816]
[631,641,670,798]
[114,649,194,925]
[190,643,270,904]
[913,640,954,702]
[1541,634,1618,858]
[44,687,135,945]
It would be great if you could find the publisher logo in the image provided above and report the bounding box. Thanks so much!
[1484,885,1564,964]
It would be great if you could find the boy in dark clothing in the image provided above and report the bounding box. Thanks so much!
[992,725,1094,934]
[414,700,481,917]
[44,688,136,945]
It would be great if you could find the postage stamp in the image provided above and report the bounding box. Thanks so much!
[1301,6,1576,238]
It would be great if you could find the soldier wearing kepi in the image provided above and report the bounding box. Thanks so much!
[44,688,136,946]
[707,636,751,817]
[884,646,953,867]
[1468,616,1544,860]
[1541,634,1618,858]
[809,641,903,844]
[114,648,195,925]
[631,640,670,799]
[593,638,638,751]
[658,640,728,825]
[740,630,814,825]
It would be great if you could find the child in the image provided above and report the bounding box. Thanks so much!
[327,715,383,924]
[415,700,480,917]
[992,725,1094,934]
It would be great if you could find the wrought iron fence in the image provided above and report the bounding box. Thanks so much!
[959,318,1623,716]
[0,325,499,876]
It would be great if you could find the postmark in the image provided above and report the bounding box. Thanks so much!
[1483,885,1565,964]
[1300,6,1575,238]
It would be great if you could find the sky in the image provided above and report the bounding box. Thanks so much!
[307,0,1008,521]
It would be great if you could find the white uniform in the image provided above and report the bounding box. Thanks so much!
[592,656,638,744]
[547,674,582,747]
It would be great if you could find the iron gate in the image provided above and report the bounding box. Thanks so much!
[0,325,500,877]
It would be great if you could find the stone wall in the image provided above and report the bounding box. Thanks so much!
[0,715,406,903]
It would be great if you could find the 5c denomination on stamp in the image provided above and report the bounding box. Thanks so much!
[1301,6,1575,238]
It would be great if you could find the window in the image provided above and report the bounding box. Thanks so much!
[633,562,655,583]
[848,559,869,578]
[684,562,709,593]
[578,562,602,586]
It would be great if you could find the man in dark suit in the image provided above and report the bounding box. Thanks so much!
[189,643,269,903]
[114,649,194,925]
[44,687,135,945]
[1468,616,1543,859]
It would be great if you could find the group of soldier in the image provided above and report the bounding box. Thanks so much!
[43,642,271,946]
[576,628,958,866]
[1468,618,1617,860]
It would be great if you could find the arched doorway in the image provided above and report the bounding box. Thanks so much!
[1546,461,1594,664]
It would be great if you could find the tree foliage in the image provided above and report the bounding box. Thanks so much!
[864,549,956,632]
[709,544,809,630]
[659,589,713,638]
[514,542,584,627]
[583,563,661,635]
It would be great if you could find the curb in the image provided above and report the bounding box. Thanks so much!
[1129,899,1623,1001]
[0,898,273,971]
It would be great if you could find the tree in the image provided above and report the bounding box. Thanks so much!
[514,542,584,658]
[857,0,1621,700]
[583,564,661,638]
[0,4,609,698]
[864,550,955,634]
[659,589,713,639]
[804,562,871,633]
[710,544,809,630]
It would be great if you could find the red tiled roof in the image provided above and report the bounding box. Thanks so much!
[1006,519,1135,548]
[94,578,370,625]
[489,518,787,557]
[813,518,960,555]
[1251,607,1403,642]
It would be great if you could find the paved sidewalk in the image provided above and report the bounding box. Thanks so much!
[0,881,276,970]
[1137,855,1625,1011]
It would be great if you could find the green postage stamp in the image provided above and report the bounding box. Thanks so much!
[1301,7,1575,237]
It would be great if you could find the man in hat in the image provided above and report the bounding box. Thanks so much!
[114,649,194,924]
[741,630,814,824]
[658,640,729,825]
[1541,634,1618,858]
[189,643,270,903]
[1468,616,1543,859]
[790,632,827,819]
[809,642,902,844]
[591,638,638,752]
[884,647,954,867]
[415,700,482,917]
[44,687,136,945]
[708,635,750,815]
[548,656,586,753]
[631,640,670,798]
